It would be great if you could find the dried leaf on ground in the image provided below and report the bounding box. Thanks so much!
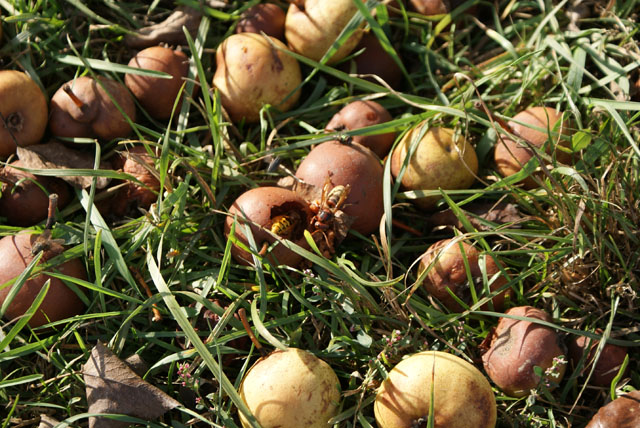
[16,142,112,189]
[38,415,60,428]
[428,202,524,231]
[123,3,225,49]
[82,341,180,428]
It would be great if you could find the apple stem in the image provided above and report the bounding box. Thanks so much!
[130,266,163,322]
[44,193,59,230]
[63,84,86,109]
[238,307,268,357]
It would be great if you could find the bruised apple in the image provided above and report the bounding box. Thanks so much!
[585,390,640,428]
[482,306,566,397]
[375,350,496,428]
[49,76,136,141]
[284,0,363,64]
[0,70,48,158]
[391,124,478,210]
[213,33,301,123]
[568,330,629,387]
[418,238,510,312]
[236,4,286,40]
[239,348,340,428]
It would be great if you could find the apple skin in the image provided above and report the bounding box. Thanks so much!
[348,32,403,89]
[418,239,510,312]
[493,106,571,188]
[125,46,189,120]
[284,0,364,65]
[585,390,640,428]
[568,331,629,387]
[375,350,497,428]
[0,160,72,226]
[213,33,301,123]
[391,124,478,210]
[325,100,396,158]
[482,306,566,397]
[0,70,48,158]
[0,232,86,327]
[49,76,136,141]
[239,348,340,428]
[295,140,384,235]
[236,4,286,40]
[224,187,312,267]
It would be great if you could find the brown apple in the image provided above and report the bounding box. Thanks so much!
[236,4,286,40]
[125,46,189,120]
[0,70,48,158]
[0,231,86,327]
[295,140,384,235]
[49,76,136,141]
[585,390,640,428]
[349,32,403,89]
[325,100,396,158]
[0,160,72,227]
[482,306,566,397]
[418,238,510,312]
[568,330,629,387]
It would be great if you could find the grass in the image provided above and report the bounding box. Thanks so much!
[1,0,639,427]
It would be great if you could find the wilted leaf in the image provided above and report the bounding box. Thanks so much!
[83,341,180,428]
[16,142,112,189]
[124,4,216,49]
[38,415,60,428]
[429,202,524,231]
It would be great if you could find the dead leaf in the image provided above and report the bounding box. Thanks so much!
[428,202,524,231]
[83,341,180,428]
[16,142,112,189]
[277,175,323,202]
[124,3,227,49]
[38,415,60,428]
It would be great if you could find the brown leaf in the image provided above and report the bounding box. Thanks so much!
[16,142,112,189]
[83,342,180,428]
[124,6,203,49]
[428,202,524,231]
[38,415,60,428]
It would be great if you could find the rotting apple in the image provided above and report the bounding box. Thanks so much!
[375,350,497,428]
[0,230,86,328]
[568,330,629,387]
[391,124,478,210]
[493,106,572,189]
[418,238,510,312]
[49,76,136,141]
[125,46,190,120]
[295,140,384,235]
[213,33,301,123]
[325,100,396,158]
[284,0,364,65]
[585,390,640,428]
[0,70,48,158]
[224,186,312,267]
[239,348,340,428]
[482,306,567,397]
[236,4,286,40]
[0,160,72,227]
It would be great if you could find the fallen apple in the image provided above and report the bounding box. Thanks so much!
[482,306,567,397]
[236,4,286,40]
[568,330,629,387]
[284,0,364,64]
[0,70,48,158]
[418,238,510,312]
[375,350,497,428]
[49,76,136,141]
[239,348,340,428]
[391,124,478,210]
[493,106,572,188]
[585,390,640,428]
[125,46,190,120]
[213,33,301,123]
